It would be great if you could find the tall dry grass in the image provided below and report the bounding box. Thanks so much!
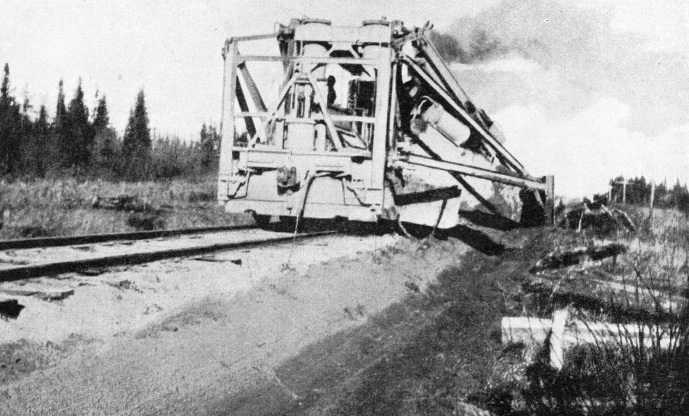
[478,206,689,415]
[0,176,249,239]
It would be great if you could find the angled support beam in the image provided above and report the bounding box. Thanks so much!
[418,34,471,109]
[398,154,548,191]
[305,73,344,151]
[235,79,257,137]
[262,72,300,134]
[403,57,526,175]
[238,63,267,111]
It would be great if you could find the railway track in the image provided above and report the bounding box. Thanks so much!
[0,226,336,282]
[0,224,256,250]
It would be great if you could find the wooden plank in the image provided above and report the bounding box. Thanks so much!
[501,316,551,344]
[1,288,74,301]
[550,309,568,369]
[502,314,674,355]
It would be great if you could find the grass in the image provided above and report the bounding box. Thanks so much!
[2,176,686,415]
[264,204,689,416]
[475,204,689,415]
[0,176,251,239]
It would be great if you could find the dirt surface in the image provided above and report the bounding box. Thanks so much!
[0,228,291,274]
[0,230,473,415]
[2,219,645,415]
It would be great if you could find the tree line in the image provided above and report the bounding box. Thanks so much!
[0,63,218,181]
[606,175,689,214]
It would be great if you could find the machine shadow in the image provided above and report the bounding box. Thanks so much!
[258,209,525,257]
[260,217,395,236]
[458,209,520,231]
[399,220,506,256]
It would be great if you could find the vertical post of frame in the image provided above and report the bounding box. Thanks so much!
[368,46,393,208]
[218,39,239,202]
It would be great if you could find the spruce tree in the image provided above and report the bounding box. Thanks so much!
[36,105,49,133]
[65,80,94,169]
[53,79,69,168]
[35,104,51,175]
[91,95,118,176]
[93,95,109,133]
[54,79,67,132]
[199,123,218,172]
[0,64,21,173]
[123,90,151,179]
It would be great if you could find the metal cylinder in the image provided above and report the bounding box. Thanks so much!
[361,20,389,60]
[417,98,471,146]
[301,19,331,80]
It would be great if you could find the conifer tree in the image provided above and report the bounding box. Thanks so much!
[91,94,118,175]
[0,63,21,173]
[54,79,67,132]
[52,79,69,168]
[36,105,49,133]
[93,95,109,134]
[199,123,218,172]
[122,90,151,179]
[65,80,94,169]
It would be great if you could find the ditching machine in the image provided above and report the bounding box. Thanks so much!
[217,18,554,229]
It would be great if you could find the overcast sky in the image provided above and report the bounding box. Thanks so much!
[1,0,687,196]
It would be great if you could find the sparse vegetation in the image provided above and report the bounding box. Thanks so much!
[472,205,689,415]
[0,177,249,238]
[264,204,688,416]
[0,61,229,239]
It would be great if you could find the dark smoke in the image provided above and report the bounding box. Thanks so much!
[429,28,507,63]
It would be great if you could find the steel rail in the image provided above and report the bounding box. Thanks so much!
[0,230,337,282]
[0,225,257,251]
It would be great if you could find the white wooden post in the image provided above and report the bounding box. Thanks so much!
[549,309,569,370]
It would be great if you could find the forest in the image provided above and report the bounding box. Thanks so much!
[0,63,218,182]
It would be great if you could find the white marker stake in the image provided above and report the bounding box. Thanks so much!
[550,309,569,370]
